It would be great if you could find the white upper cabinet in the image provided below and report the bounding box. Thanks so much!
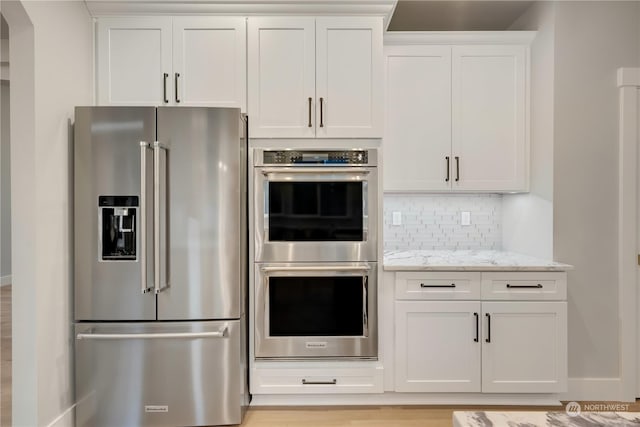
[383,34,532,193]
[384,45,452,191]
[247,18,316,138]
[248,17,383,138]
[172,17,246,109]
[97,16,246,110]
[97,17,172,106]
[315,18,383,138]
[452,45,527,191]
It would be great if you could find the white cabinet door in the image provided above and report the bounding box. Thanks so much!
[97,17,172,105]
[384,45,452,191]
[481,301,567,393]
[452,45,528,191]
[173,17,246,111]
[395,301,481,392]
[248,17,316,138]
[316,17,383,138]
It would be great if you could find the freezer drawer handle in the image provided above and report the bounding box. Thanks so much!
[76,327,228,341]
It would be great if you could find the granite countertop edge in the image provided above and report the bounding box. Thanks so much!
[383,250,574,272]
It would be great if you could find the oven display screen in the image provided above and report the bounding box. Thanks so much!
[268,276,365,337]
[301,153,328,162]
[268,182,364,241]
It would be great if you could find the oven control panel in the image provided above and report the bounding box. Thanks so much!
[262,150,370,165]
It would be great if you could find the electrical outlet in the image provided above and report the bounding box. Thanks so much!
[461,211,471,226]
[392,211,402,226]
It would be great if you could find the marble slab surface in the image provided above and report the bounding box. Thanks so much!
[452,411,640,427]
[384,250,573,271]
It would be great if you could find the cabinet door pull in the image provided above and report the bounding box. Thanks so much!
[319,97,324,128]
[302,379,336,385]
[420,283,456,288]
[445,156,450,182]
[175,73,180,103]
[455,156,460,182]
[163,73,169,104]
[473,312,479,342]
[506,284,543,289]
[308,97,312,127]
[485,313,491,343]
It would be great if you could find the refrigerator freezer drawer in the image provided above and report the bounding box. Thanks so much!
[75,320,245,427]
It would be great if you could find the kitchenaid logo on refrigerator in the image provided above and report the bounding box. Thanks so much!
[145,405,169,413]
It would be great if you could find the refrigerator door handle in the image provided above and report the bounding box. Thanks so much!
[76,327,229,341]
[153,141,169,294]
[140,141,152,294]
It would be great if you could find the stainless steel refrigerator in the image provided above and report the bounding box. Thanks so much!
[73,106,248,427]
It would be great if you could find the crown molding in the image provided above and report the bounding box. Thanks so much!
[384,31,537,46]
[85,0,397,27]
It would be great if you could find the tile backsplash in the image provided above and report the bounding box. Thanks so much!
[383,194,502,251]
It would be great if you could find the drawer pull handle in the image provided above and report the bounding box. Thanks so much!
[485,313,491,343]
[421,283,456,288]
[302,379,337,385]
[473,312,479,343]
[506,284,543,289]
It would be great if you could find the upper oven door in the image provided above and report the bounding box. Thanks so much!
[254,166,378,262]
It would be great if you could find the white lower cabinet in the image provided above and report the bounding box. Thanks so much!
[395,301,481,392]
[394,272,568,394]
[251,365,383,394]
[481,301,567,393]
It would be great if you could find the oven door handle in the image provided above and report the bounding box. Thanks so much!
[260,167,370,175]
[260,265,372,273]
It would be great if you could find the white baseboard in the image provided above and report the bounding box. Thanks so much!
[0,275,11,286]
[46,405,75,427]
[251,393,563,407]
[560,378,623,402]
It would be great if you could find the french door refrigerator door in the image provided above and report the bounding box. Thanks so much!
[156,107,244,320]
[74,107,156,321]
[75,320,243,427]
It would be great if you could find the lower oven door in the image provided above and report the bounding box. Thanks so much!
[255,262,377,359]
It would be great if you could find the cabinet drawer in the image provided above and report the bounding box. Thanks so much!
[251,366,383,394]
[481,272,567,301]
[396,272,481,300]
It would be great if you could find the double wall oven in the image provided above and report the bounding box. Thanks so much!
[253,149,378,359]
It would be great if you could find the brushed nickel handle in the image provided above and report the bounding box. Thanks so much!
[261,265,371,273]
[175,73,180,103]
[302,379,336,385]
[139,142,152,294]
[162,73,169,103]
[455,156,460,182]
[77,328,228,341]
[445,156,450,182]
[319,97,324,128]
[308,97,312,127]
[153,141,168,294]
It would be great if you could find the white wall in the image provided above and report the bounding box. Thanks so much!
[552,1,639,380]
[1,80,11,283]
[3,1,93,425]
[502,1,555,260]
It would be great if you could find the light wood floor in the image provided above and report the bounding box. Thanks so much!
[0,285,639,427]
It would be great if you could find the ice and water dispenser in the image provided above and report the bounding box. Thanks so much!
[99,196,138,261]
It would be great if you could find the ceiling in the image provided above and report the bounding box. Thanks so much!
[388,0,535,31]
[0,2,536,39]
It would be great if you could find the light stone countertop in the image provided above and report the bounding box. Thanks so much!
[383,250,573,271]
